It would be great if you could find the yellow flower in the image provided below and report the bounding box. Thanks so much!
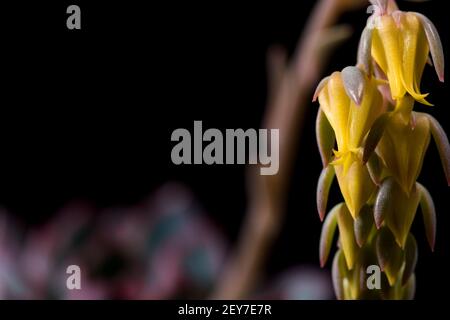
[372,13,427,103]
[376,108,430,195]
[366,10,444,105]
[315,67,383,218]
[317,68,384,156]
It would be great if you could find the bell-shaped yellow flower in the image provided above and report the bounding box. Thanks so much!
[376,110,431,195]
[315,67,383,218]
[371,13,427,104]
[317,68,384,154]
[369,10,444,105]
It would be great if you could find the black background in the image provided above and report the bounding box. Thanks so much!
[1,1,449,300]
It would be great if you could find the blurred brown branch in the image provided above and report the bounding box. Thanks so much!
[211,0,367,299]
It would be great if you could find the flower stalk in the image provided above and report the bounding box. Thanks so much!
[315,0,447,299]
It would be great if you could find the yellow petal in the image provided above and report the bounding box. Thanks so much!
[348,76,384,148]
[319,72,351,151]
[319,71,384,155]
[372,16,405,100]
[335,156,375,219]
[400,13,431,105]
[336,204,358,269]
[376,111,431,194]
[385,182,421,248]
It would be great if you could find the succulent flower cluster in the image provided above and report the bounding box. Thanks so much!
[314,0,447,299]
